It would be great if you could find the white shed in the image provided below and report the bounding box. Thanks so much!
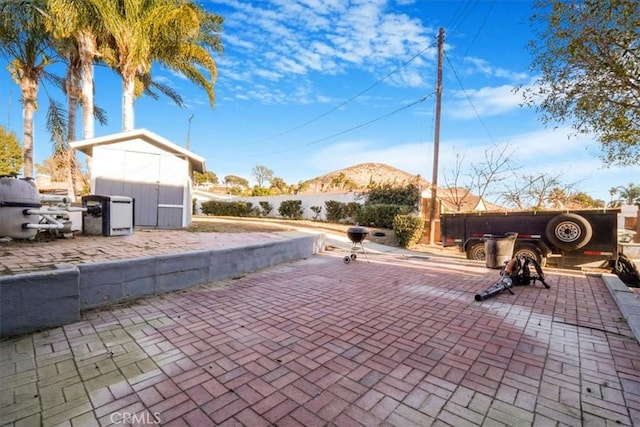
[70,129,205,229]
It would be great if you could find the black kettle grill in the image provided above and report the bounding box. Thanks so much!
[344,226,370,264]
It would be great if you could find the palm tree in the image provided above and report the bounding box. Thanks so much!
[617,183,640,206]
[547,187,568,209]
[0,0,57,178]
[43,0,110,198]
[93,0,223,131]
[45,0,105,141]
[608,187,619,208]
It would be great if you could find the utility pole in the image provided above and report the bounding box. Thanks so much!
[186,113,194,150]
[429,27,445,245]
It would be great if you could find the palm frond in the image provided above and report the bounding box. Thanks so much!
[46,96,68,153]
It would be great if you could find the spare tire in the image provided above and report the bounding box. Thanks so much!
[545,213,593,250]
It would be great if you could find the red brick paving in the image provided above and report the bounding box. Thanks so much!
[2,249,640,426]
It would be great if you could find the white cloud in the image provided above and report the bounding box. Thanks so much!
[447,84,523,119]
[210,0,434,102]
[462,57,529,82]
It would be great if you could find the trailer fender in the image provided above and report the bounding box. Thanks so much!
[545,213,593,250]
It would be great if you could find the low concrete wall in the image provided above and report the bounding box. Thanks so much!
[601,273,640,343]
[0,265,80,337]
[1,232,324,337]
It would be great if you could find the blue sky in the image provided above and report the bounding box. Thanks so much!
[1,0,638,204]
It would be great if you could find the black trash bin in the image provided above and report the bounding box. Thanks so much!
[484,232,518,269]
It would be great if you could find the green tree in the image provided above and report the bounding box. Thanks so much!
[523,0,640,166]
[269,176,289,195]
[42,0,112,198]
[251,186,271,196]
[93,0,223,131]
[45,0,107,141]
[569,192,605,209]
[546,187,568,209]
[194,170,218,186]
[0,127,23,175]
[0,0,57,178]
[365,183,421,208]
[616,183,640,206]
[224,175,248,188]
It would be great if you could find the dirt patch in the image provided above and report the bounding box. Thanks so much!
[188,216,401,247]
[186,216,466,261]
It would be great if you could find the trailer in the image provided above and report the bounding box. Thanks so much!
[440,209,620,268]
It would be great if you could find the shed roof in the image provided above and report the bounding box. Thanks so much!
[70,128,206,173]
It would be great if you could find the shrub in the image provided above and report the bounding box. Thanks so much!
[365,183,421,208]
[325,200,345,223]
[344,202,361,224]
[324,200,362,224]
[259,201,273,217]
[200,201,253,216]
[393,214,425,248]
[358,204,413,229]
[278,200,303,219]
[310,206,322,220]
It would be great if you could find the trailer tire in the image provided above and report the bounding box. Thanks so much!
[545,213,593,250]
[514,243,547,267]
[466,242,486,261]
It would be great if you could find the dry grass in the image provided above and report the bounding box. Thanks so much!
[188,216,401,247]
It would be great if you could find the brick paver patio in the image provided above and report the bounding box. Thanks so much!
[2,250,639,426]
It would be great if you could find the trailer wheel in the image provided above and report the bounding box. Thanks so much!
[514,243,546,267]
[545,213,593,250]
[466,242,486,261]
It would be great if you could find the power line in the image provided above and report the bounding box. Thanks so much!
[243,93,434,159]
[236,41,438,148]
[304,93,434,147]
[444,51,496,145]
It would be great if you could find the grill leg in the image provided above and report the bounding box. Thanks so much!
[351,241,369,262]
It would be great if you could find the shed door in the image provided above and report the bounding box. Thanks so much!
[158,184,184,228]
[125,151,160,227]
[95,151,160,227]
[94,150,186,228]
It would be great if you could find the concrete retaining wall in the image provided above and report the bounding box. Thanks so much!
[0,265,80,337]
[1,232,324,337]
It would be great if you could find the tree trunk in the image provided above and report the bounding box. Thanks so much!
[122,75,135,131]
[78,32,97,180]
[78,31,95,140]
[66,64,80,201]
[20,77,38,179]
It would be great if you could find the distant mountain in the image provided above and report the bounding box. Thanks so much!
[300,162,429,193]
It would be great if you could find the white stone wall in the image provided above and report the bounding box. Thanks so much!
[231,192,362,221]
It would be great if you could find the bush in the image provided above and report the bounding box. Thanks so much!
[393,214,425,248]
[259,201,273,217]
[310,206,322,220]
[365,183,421,208]
[325,200,345,223]
[344,202,361,224]
[324,200,362,224]
[358,204,413,229]
[200,201,253,216]
[278,200,303,219]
